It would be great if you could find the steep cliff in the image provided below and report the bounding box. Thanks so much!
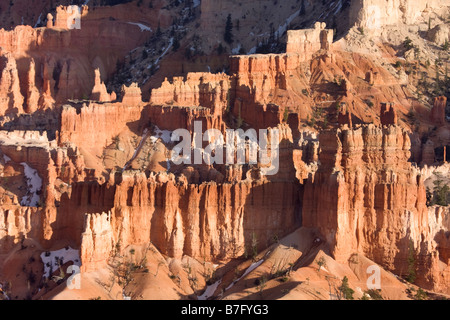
[350,0,448,30]
[303,124,449,293]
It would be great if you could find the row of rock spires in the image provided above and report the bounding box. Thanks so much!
[0,50,143,116]
[79,125,449,291]
[0,123,448,293]
[0,20,334,118]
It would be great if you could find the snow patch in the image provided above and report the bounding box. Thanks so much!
[34,13,42,28]
[154,38,173,65]
[193,0,201,8]
[198,279,221,300]
[40,247,81,279]
[232,43,242,55]
[225,259,264,291]
[127,22,152,32]
[20,162,42,207]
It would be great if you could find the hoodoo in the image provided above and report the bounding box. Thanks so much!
[0,0,448,302]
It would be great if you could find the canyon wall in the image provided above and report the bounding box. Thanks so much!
[303,124,449,293]
[286,22,333,59]
[350,0,448,30]
[0,8,149,107]
[59,101,144,159]
[0,206,42,253]
[150,73,230,115]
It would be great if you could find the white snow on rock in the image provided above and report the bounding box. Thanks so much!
[198,279,221,300]
[248,46,257,54]
[225,259,264,291]
[40,247,81,279]
[20,162,42,207]
[127,22,152,32]
[232,43,242,54]
[193,0,201,8]
[34,13,42,28]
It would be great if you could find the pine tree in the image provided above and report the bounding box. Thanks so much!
[173,36,180,52]
[283,108,289,122]
[224,14,233,44]
[156,21,162,37]
[406,240,417,283]
[300,0,306,15]
[338,276,354,300]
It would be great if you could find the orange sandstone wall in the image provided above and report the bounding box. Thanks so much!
[303,124,449,293]
[59,102,144,158]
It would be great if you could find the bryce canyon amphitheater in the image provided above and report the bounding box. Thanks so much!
[0,0,449,301]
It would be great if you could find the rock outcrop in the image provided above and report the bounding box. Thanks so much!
[90,69,111,102]
[431,96,447,126]
[121,83,143,106]
[25,59,40,114]
[380,102,398,125]
[53,5,89,30]
[350,0,448,31]
[59,101,144,158]
[1,1,450,298]
[150,73,230,116]
[286,22,333,59]
[303,124,449,293]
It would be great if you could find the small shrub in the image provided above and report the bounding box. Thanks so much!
[394,61,402,69]
[283,108,289,122]
[403,37,414,51]
[316,257,326,271]
[415,288,428,300]
[366,289,383,300]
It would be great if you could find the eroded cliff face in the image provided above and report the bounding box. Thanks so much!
[78,172,301,272]
[0,0,449,300]
[350,0,448,30]
[59,100,144,159]
[303,124,449,293]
